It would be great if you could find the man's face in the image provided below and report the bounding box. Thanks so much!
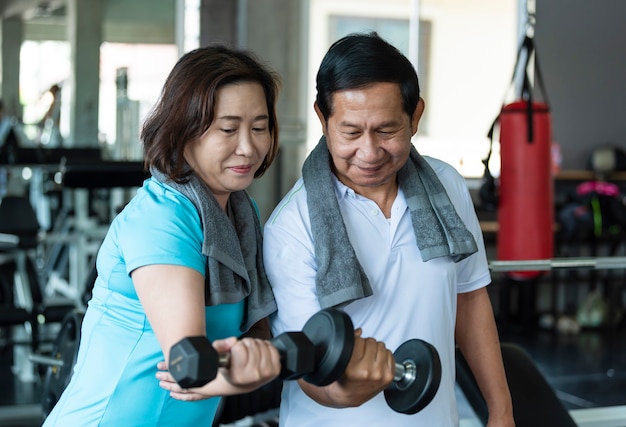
[315,82,423,195]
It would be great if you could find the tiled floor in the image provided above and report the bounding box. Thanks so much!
[1,308,625,426]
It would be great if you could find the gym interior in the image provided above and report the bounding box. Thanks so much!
[1,0,625,426]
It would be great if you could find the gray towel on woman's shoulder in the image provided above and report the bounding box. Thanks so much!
[150,167,276,332]
[302,137,478,309]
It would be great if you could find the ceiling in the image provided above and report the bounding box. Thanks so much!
[0,0,176,44]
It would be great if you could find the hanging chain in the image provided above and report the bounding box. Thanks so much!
[526,0,536,38]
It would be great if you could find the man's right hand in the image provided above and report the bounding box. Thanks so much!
[299,329,395,408]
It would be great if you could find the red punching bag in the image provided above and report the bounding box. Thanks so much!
[497,100,554,279]
[482,34,554,279]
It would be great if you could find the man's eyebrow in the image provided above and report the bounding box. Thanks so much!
[337,120,400,128]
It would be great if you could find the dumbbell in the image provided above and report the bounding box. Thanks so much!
[384,338,442,414]
[169,307,354,389]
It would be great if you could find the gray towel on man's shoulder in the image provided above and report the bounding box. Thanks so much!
[150,166,276,332]
[302,137,478,309]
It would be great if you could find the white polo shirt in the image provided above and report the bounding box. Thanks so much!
[263,155,490,427]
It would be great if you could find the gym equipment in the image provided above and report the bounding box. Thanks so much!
[172,307,442,415]
[456,343,577,427]
[587,145,626,176]
[497,98,553,280]
[0,195,77,383]
[29,309,84,416]
[298,307,353,386]
[483,31,554,280]
[384,338,441,414]
[169,307,354,389]
[489,256,626,272]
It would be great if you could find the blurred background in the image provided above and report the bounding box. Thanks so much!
[0,1,625,426]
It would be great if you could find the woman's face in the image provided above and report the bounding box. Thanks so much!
[184,81,271,208]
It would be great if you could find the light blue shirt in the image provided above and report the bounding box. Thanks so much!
[44,178,244,426]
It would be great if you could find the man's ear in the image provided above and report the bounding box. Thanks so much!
[314,102,328,135]
[411,98,425,134]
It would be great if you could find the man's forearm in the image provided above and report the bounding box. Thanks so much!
[456,288,514,425]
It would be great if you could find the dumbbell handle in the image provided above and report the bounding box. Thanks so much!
[184,337,289,367]
[216,346,417,387]
[169,333,299,387]
[171,343,268,367]
[210,347,417,387]
[169,350,232,369]
[217,352,230,368]
[204,334,303,380]
[392,359,417,391]
[213,352,417,385]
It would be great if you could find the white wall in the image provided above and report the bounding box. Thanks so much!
[307,0,519,177]
[536,0,626,169]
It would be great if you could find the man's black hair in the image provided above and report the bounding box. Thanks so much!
[315,32,420,120]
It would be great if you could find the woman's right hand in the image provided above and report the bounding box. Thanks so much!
[220,336,281,390]
[157,336,281,401]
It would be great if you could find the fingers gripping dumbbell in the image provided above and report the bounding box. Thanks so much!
[384,338,442,414]
[169,308,354,389]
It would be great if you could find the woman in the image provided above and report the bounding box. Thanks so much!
[44,45,282,426]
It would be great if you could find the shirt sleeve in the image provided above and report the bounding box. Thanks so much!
[117,182,206,277]
[264,185,322,335]
[437,163,492,293]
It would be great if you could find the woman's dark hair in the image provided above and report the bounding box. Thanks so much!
[142,45,281,181]
[315,32,420,120]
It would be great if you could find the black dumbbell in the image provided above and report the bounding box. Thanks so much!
[384,338,442,414]
[169,307,354,389]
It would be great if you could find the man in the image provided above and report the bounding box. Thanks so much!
[264,32,514,426]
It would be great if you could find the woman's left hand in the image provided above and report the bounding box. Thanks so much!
[156,361,211,401]
[156,337,239,401]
